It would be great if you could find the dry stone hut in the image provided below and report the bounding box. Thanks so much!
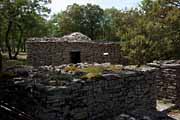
[27,32,122,66]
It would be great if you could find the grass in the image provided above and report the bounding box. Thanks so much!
[0,72,16,80]
[81,66,104,74]
[80,65,123,80]
[106,65,123,73]
[81,72,103,80]
[64,65,80,73]
[81,65,123,74]
[2,52,28,70]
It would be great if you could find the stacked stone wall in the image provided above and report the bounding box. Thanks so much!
[27,41,122,66]
[148,61,180,107]
[28,69,157,120]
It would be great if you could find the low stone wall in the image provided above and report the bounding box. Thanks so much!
[148,60,180,107]
[24,67,157,120]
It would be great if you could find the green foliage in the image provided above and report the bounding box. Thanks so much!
[50,3,104,40]
[64,65,80,73]
[80,65,122,80]
[81,66,104,74]
[139,0,154,13]
[46,14,63,37]
[106,65,123,73]
[4,59,27,67]
[120,0,180,64]
[122,35,154,65]
[1,0,180,65]
[2,52,27,70]
[0,0,50,59]
[80,66,104,80]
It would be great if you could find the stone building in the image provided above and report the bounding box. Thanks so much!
[27,32,122,66]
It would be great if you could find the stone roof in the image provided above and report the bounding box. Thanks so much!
[27,32,92,42]
[61,32,92,42]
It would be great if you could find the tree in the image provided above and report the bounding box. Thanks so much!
[122,35,154,65]
[0,49,1,73]
[103,8,121,41]
[57,3,104,40]
[47,14,63,37]
[139,0,154,13]
[0,0,50,59]
[82,4,104,40]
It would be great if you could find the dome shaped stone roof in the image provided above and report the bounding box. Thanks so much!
[61,32,92,42]
[27,32,92,42]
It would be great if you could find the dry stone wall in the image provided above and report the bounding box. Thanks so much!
[148,60,180,107]
[25,67,157,120]
[27,35,122,66]
[27,41,122,66]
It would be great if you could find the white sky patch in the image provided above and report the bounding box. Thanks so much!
[47,0,142,15]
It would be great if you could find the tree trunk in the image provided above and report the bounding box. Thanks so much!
[90,25,94,40]
[0,51,2,72]
[5,20,24,60]
[5,21,13,59]
[13,24,23,59]
[23,38,26,52]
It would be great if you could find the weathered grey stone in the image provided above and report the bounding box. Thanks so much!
[12,65,157,120]
[148,60,180,107]
[26,33,123,66]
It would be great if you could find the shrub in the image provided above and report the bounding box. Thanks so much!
[122,35,154,65]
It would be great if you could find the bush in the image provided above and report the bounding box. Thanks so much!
[122,35,155,65]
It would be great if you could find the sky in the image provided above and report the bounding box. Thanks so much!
[47,0,142,15]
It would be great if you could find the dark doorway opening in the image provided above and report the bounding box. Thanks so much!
[70,51,81,63]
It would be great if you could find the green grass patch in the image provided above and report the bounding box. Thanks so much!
[81,66,104,74]
[2,52,28,70]
[64,65,80,73]
[0,72,16,80]
[106,65,123,73]
[80,66,104,80]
